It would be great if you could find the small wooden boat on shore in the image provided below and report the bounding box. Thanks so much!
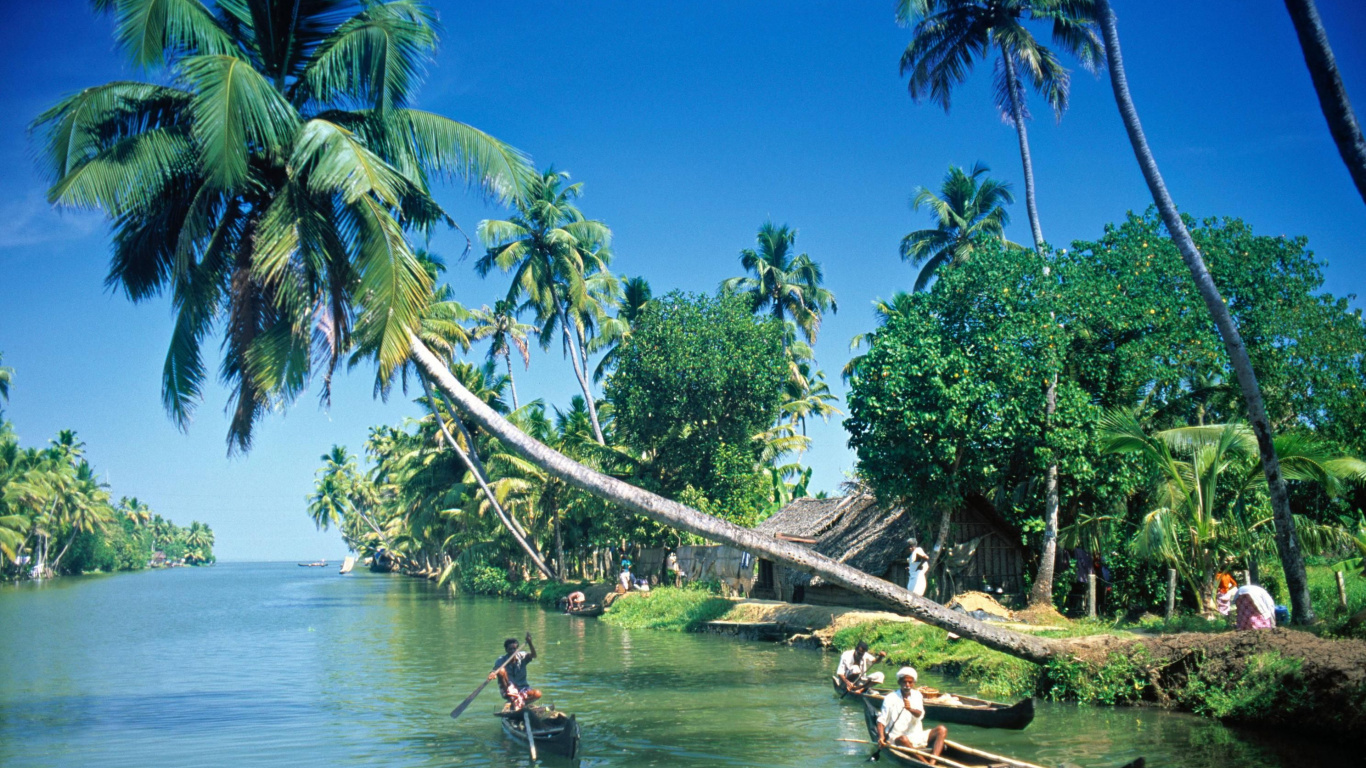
[834,675,1035,730]
[565,603,605,618]
[497,706,580,759]
[858,697,1143,768]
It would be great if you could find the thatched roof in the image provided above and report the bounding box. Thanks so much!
[756,495,916,587]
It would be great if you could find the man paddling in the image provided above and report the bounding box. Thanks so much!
[489,634,541,709]
[877,667,948,765]
[836,640,886,692]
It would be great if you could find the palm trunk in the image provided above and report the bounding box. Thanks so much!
[419,373,556,581]
[556,299,606,444]
[1029,374,1061,607]
[1284,0,1366,206]
[410,332,1058,662]
[435,389,535,544]
[554,507,565,581]
[49,534,77,574]
[1000,51,1045,250]
[504,352,520,410]
[924,502,953,576]
[1096,0,1315,624]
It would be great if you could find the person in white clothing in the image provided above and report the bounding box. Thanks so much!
[836,640,886,692]
[907,538,930,597]
[877,667,947,763]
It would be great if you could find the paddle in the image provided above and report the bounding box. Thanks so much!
[522,708,538,761]
[450,652,518,719]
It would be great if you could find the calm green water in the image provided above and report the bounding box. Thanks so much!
[0,563,1348,767]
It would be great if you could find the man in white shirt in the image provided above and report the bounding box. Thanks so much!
[836,641,886,692]
[877,667,948,763]
[907,538,930,597]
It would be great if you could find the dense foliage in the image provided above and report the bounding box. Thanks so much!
[848,212,1366,612]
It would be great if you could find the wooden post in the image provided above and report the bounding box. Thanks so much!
[1087,573,1097,619]
[1242,569,1252,587]
[1165,568,1177,619]
[1337,571,1349,611]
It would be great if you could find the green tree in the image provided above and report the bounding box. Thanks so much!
[33,0,531,452]
[469,299,535,410]
[589,276,654,383]
[901,162,1016,291]
[721,222,837,345]
[477,169,614,444]
[897,0,1102,250]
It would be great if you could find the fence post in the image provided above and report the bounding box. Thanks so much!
[1337,571,1349,611]
[1165,568,1177,619]
[1241,569,1252,587]
[1087,573,1097,619]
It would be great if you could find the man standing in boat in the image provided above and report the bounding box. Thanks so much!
[836,640,886,692]
[877,667,948,763]
[489,634,541,709]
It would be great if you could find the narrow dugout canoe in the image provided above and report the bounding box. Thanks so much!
[833,675,1035,730]
[565,603,605,618]
[858,697,1144,768]
[497,706,581,759]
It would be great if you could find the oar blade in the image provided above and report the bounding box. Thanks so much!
[450,680,489,719]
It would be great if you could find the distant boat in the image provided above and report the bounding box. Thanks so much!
[298,560,329,567]
[339,556,355,574]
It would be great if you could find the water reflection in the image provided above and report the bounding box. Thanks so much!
[0,563,1353,768]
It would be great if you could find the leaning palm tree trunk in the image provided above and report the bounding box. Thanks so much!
[418,373,556,581]
[410,332,1059,662]
[555,300,606,444]
[1284,0,1366,207]
[1095,0,1314,623]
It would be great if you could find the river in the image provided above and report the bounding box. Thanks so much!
[0,562,1348,767]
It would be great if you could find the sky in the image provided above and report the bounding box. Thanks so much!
[1,1,1364,562]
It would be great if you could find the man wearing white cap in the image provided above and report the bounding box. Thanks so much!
[877,667,948,762]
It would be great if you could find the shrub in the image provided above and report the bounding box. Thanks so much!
[601,588,733,632]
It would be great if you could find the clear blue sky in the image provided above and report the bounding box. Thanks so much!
[1,1,1363,561]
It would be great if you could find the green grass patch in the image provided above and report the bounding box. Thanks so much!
[829,621,1038,699]
[601,587,735,632]
[1176,651,1308,722]
[1040,648,1151,706]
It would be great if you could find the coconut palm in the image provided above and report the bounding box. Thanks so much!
[120,497,153,526]
[33,0,531,452]
[1093,0,1316,623]
[0,352,12,404]
[721,222,837,345]
[469,300,535,409]
[901,163,1016,291]
[589,276,653,384]
[897,0,1102,250]
[1283,0,1366,207]
[476,169,613,444]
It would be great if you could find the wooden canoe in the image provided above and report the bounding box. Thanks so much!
[566,603,605,618]
[858,697,1144,768]
[833,675,1035,730]
[497,706,580,759]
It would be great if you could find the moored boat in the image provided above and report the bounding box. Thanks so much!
[565,603,605,618]
[833,675,1035,730]
[497,706,580,759]
[858,697,1143,768]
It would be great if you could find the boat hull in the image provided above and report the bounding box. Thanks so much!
[833,675,1034,730]
[498,709,580,759]
[565,604,604,618]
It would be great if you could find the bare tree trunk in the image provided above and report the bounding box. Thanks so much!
[1096,0,1315,624]
[924,502,953,575]
[1284,0,1366,206]
[1001,51,1045,250]
[555,300,606,445]
[49,535,77,574]
[419,373,557,581]
[554,508,565,581]
[505,353,520,411]
[410,333,1059,662]
[1030,373,1061,607]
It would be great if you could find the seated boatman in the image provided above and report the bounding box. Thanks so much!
[877,667,948,765]
[836,640,886,692]
[488,633,541,709]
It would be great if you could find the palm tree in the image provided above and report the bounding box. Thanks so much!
[897,0,1102,250]
[469,300,534,409]
[33,0,531,453]
[901,163,1016,291]
[120,497,153,526]
[0,352,12,404]
[721,222,837,345]
[1283,0,1366,207]
[1093,0,1316,624]
[589,276,653,383]
[477,169,613,445]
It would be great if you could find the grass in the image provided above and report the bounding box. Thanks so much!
[600,586,735,632]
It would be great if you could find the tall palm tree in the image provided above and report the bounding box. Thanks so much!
[120,497,153,526]
[843,292,917,384]
[469,299,534,409]
[0,351,12,404]
[1283,0,1366,207]
[33,0,531,452]
[897,0,1102,250]
[901,163,1016,291]
[476,169,613,444]
[1094,0,1316,624]
[721,222,837,345]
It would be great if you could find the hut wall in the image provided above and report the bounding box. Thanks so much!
[950,512,1026,594]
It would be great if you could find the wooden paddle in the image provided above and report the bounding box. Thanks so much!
[522,708,538,761]
[450,652,518,719]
